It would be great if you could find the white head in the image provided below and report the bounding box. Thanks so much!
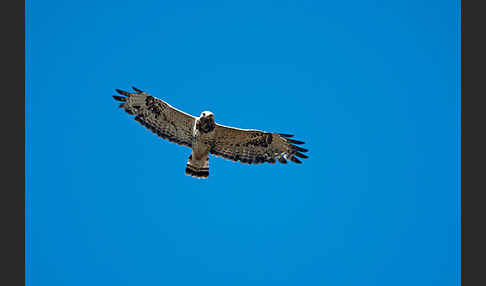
[197,111,216,133]
[200,111,214,118]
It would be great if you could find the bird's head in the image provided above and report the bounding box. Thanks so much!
[200,111,214,120]
[198,111,215,133]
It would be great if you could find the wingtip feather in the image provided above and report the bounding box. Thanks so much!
[287,138,305,145]
[115,89,131,96]
[132,86,143,93]
[294,152,308,159]
[113,95,127,102]
[291,145,308,153]
[290,156,302,164]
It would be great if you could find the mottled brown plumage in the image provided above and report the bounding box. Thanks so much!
[113,87,308,178]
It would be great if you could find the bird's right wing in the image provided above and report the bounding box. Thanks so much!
[113,87,196,148]
[210,124,308,164]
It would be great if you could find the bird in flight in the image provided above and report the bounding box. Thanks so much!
[113,87,309,178]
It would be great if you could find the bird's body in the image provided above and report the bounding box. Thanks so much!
[186,112,215,177]
[113,87,308,178]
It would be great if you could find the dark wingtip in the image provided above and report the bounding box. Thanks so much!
[278,133,294,138]
[290,156,302,164]
[287,138,305,145]
[291,145,308,153]
[113,95,127,102]
[294,152,308,159]
[115,89,131,96]
[132,86,143,93]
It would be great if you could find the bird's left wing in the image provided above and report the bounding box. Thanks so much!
[210,124,309,164]
[113,87,196,148]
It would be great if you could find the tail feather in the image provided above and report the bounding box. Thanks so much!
[185,165,209,178]
[185,153,210,179]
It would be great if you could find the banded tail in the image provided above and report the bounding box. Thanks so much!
[185,153,209,178]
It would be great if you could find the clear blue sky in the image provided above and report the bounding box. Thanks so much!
[27,1,460,285]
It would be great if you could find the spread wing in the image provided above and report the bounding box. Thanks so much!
[113,87,195,148]
[210,124,309,164]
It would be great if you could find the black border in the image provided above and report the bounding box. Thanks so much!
[462,0,486,285]
[4,0,481,285]
[1,0,25,285]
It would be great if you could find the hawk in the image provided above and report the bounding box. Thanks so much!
[113,87,309,178]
